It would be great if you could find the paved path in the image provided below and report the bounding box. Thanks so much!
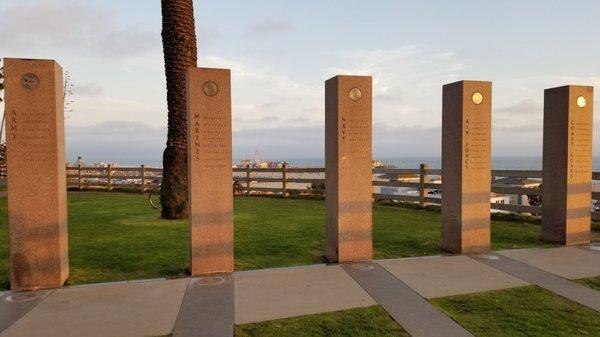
[343,262,474,337]
[472,249,600,313]
[1,246,599,337]
[173,275,234,337]
[378,255,527,298]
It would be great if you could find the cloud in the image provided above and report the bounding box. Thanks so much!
[328,45,468,127]
[234,115,280,124]
[372,122,441,157]
[495,99,540,116]
[0,3,157,58]
[66,121,166,164]
[75,83,104,97]
[203,55,322,129]
[234,122,443,160]
[197,24,221,46]
[245,19,293,37]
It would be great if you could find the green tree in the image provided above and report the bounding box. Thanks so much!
[159,0,198,219]
[527,184,542,207]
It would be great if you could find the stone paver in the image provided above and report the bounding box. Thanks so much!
[234,264,375,324]
[582,244,600,254]
[343,262,474,337]
[0,290,54,334]
[473,254,600,312]
[0,278,190,337]
[2,246,598,335]
[173,274,234,337]
[378,255,528,298]
[498,247,600,279]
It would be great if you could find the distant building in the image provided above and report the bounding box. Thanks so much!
[492,177,541,206]
[372,159,384,168]
[236,159,287,169]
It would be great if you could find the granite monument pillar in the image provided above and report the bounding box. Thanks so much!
[187,67,234,275]
[542,85,594,245]
[5,58,69,291]
[441,80,492,254]
[325,75,373,262]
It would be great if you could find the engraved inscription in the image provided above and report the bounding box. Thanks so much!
[340,116,370,160]
[192,112,229,169]
[21,73,39,90]
[568,110,592,181]
[10,108,54,158]
[464,117,489,171]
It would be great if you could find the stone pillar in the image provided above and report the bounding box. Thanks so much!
[187,67,234,275]
[542,85,593,245]
[325,75,373,262]
[4,58,68,291]
[441,80,492,254]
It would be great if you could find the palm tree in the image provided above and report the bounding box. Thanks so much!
[160,0,198,219]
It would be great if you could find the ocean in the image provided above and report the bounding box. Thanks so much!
[98,156,600,171]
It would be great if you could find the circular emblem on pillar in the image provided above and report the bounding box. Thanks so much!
[21,73,39,90]
[576,96,587,108]
[472,92,483,105]
[203,81,219,97]
[349,87,362,102]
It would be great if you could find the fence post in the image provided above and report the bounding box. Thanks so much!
[419,163,429,207]
[246,165,251,196]
[107,164,113,191]
[282,163,288,197]
[140,164,146,193]
[78,164,82,191]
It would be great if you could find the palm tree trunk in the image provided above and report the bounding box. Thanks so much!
[160,0,198,219]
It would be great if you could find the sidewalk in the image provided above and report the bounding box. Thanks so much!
[1,245,599,337]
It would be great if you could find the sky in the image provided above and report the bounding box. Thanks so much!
[2,0,600,165]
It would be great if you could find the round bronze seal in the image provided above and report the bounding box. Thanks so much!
[576,96,587,108]
[203,81,219,97]
[21,73,40,90]
[349,87,362,102]
[472,92,483,105]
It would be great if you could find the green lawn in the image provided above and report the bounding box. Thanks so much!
[235,306,408,337]
[576,276,600,291]
[431,286,600,337]
[0,192,557,289]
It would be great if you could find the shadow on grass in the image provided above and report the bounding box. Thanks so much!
[0,192,581,290]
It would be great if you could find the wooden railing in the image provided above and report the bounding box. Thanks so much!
[1,163,597,219]
[0,162,6,181]
[232,165,548,215]
[66,164,163,192]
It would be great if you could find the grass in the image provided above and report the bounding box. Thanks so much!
[0,192,559,289]
[576,276,600,291]
[234,306,409,337]
[431,286,600,337]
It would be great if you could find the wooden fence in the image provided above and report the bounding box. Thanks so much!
[65,165,163,192]
[0,162,6,181]
[1,163,599,219]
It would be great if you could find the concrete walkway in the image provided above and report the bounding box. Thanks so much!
[1,246,599,337]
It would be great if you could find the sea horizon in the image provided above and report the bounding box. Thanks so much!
[69,156,600,171]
